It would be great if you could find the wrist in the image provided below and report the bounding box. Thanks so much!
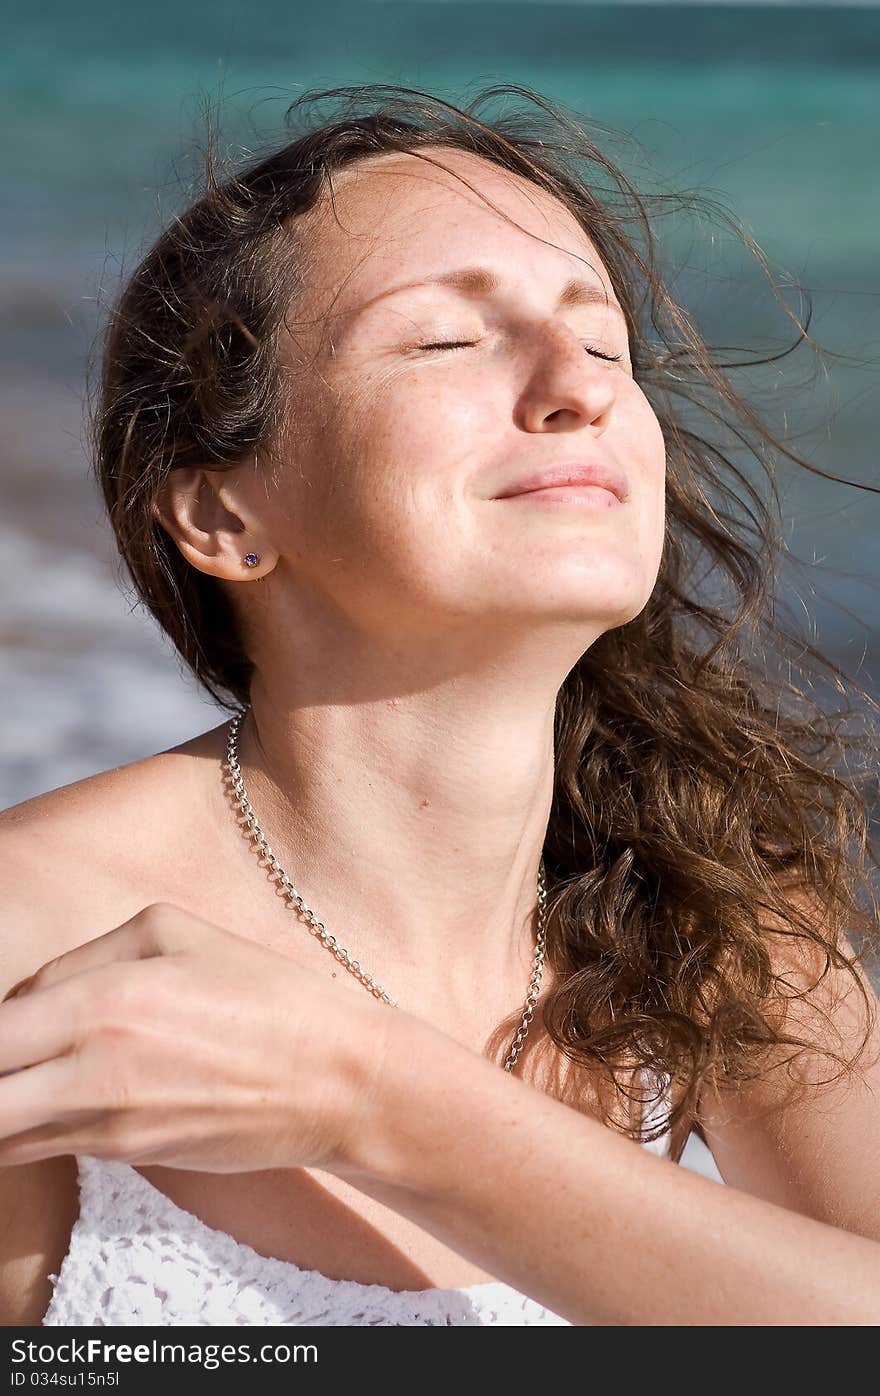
[332,1005,495,1192]
[329,998,415,1178]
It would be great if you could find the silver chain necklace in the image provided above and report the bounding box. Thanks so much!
[224,707,548,1072]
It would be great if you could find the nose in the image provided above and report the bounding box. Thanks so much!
[516,323,617,433]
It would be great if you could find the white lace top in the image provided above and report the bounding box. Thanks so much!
[42,1078,674,1327]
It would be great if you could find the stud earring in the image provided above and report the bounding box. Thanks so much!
[244,552,260,568]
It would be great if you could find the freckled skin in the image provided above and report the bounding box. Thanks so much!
[152,144,668,1018]
[212,146,666,657]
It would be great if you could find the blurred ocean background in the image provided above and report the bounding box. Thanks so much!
[2,1,879,1181]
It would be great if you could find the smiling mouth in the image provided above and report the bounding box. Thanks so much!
[497,483,622,506]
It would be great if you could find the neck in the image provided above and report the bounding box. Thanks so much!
[228,661,561,1025]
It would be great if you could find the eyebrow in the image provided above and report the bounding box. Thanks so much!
[346,264,628,325]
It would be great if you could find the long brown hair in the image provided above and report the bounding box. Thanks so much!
[90,83,880,1154]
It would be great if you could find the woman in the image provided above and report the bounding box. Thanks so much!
[1,84,878,1327]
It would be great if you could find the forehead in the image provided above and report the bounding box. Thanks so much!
[297,147,615,312]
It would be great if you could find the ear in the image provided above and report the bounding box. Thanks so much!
[151,467,276,580]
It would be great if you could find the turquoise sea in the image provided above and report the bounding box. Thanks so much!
[2,1,878,809]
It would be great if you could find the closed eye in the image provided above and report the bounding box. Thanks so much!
[418,340,623,362]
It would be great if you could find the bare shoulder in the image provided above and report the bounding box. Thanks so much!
[0,720,229,1326]
[0,720,229,861]
[0,719,231,969]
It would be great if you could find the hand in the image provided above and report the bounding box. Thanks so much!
[0,903,394,1174]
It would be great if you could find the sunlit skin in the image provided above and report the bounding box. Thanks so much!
[153,145,667,1034]
[1,148,879,1329]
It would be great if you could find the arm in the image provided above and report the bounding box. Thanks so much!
[334,1011,880,1326]
[697,900,880,1241]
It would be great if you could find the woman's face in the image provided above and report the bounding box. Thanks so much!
[253,146,666,656]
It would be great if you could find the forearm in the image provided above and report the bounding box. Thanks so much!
[335,1015,880,1325]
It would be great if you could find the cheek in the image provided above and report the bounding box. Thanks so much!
[283,403,463,592]
[637,442,667,576]
[624,391,666,508]
[347,354,495,452]
[630,386,667,475]
[613,393,667,580]
[327,379,481,529]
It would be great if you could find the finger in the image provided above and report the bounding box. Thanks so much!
[0,1054,79,1142]
[0,980,80,1071]
[0,968,105,1073]
[3,902,195,1003]
[0,1119,87,1166]
[0,1055,140,1166]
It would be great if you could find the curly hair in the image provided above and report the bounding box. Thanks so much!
[89,82,880,1158]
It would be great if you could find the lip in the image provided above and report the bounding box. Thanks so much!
[501,483,621,508]
[493,460,627,503]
